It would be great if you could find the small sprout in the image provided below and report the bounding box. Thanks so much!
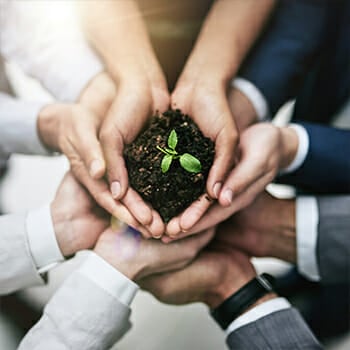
[157,129,202,174]
[161,154,173,173]
[168,129,178,149]
[179,153,202,173]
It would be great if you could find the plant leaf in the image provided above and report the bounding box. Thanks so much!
[165,148,178,155]
[161,154,173,173]
[167,129,178,150]
[179,153,202,173]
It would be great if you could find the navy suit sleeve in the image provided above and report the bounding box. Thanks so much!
[238,0,330,116]
[278,122,350,193]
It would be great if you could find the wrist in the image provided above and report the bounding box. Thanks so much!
[50,202,75,257]
[37,103,65,152]
[229,88,258,131]
[93,247,142,281]
[280,126,299,169]
[205,270,256,309]
[266,198,297,263]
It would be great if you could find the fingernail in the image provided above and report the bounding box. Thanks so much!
[213,182,222,198]
[223,189,233,205]
[111,181,121,199]
[90,159,103,178]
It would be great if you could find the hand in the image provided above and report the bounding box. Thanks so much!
[167,192,297,264]
[38,74,165,237]
[140,234,257,308]
[215,192,297,263]
[218,123,298,208]
[51,172,109,257]
[98,72,170,237]
[165,79,239,237]
[94,224,215,281]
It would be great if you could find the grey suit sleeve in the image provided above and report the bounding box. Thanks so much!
[226,308,322,349]
[317,196,350,284]
[0,213,44,295]
[18,271,132,350]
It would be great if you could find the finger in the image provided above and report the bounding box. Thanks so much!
[159,229,214,271]
[100,89,151,201]
[70,158,152,238]
[206,126,238,200]
[218,150,265,207]
[72,109,106,180]
[147,209,166,239]
[166,193,213,238]
[121,188,153,226]
[186,173,274,237]
[225,172,275,214]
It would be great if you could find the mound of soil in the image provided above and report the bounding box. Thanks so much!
[124,109,215,222]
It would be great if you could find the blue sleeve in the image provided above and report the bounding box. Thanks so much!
[278,122,350,193]
[238,0,331,116]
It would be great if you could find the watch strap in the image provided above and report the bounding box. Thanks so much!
[211,273,275,329]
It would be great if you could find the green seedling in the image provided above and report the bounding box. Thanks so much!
[157,129,202,174]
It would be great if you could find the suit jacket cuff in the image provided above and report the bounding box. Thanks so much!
[225,297,291,334]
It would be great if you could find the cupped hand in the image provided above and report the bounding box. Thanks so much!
[98,74,170,237]
[94,224,215,281]
[166,79,239,237]
[165,123,298,240]
[51,172,109,257]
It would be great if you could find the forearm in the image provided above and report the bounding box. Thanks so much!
[182,0,276,83]
[79,1,162,82]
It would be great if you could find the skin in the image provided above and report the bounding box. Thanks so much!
[77,0,276,239]
[52,172,216,280]
[94,226,215,281]
[166,0,276,235]
[51,172,109,257]
[165,123,299,240]
[140,225,277,310]
[38,74,164,238]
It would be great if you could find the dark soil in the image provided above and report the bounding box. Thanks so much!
[124,109,215,222]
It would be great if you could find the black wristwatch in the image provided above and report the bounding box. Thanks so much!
[211,273,275,330]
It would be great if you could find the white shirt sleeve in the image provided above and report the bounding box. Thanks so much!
[225,297,291,334]
[26,205,65,274]
[296,196,321,281]
[0,1,103,102]
[0,93,50,157]
[280,124,310,174]
[231,77,270,121]
[78,252,139,306]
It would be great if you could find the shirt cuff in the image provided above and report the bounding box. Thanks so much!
[231,77,269,121]
[280,124,309,174]
[78,252,139,306]
[26,205,65,274]
[225,297,291,335]
[0,96,51,156]
[296,196,320,281]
